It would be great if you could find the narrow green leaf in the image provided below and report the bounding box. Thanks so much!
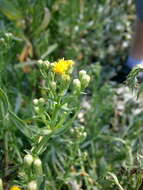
[38,176,46,190]
[108,172,125,190]
[0,88,9,119]
[0,0,22,21]
[41,44,58,59]
[9,111,32,139]
[32,132,52,155]
[36,7,51,34]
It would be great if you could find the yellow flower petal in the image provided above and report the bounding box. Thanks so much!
[53,58,74,75]
[10,186,22,190]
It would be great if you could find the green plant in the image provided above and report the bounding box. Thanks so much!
[0,58,91,189]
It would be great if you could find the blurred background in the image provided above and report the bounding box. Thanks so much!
[0,0,135,92]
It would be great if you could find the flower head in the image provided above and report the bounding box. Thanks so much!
[53,58,74,75]
[10,186,22,190]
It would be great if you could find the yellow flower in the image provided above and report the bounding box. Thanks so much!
[10,186,22,190]
[53,58,74,75]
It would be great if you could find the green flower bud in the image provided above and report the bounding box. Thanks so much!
[0,38,5,43]
[28,181,37,190]
[24,154,34,169]
[5,33,12,38]
[81,74,90,88]
[0,179,3,190]
[70,128,74,134]
[51,81,56,90]
[83,152,88,160]
[80,125,84,131]
[73,79,81,93]
[33,99,39,105]
[38,60,50,70]
[34,106,40,113]
[60,75,71,95]
[33,158,43,176]
[83,132,87,138]
[37,60,43,65]
[39,98,45,104]
[43,60,50,69]
[79,70,87,81]
[78,132,83,137]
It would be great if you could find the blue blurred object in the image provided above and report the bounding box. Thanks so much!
[136,0,143,21]
[126,56,143,68]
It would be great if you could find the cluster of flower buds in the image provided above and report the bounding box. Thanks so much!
[33,98,45,113]
[5,32,13,39]
[72,70,90,94]
[83,152,88,160]
[79,70,90,88]
[38,60,50,70]
[0,33,13,47]
[33,98,45,105]
[24,154,43,178]
[70,125,87,142]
